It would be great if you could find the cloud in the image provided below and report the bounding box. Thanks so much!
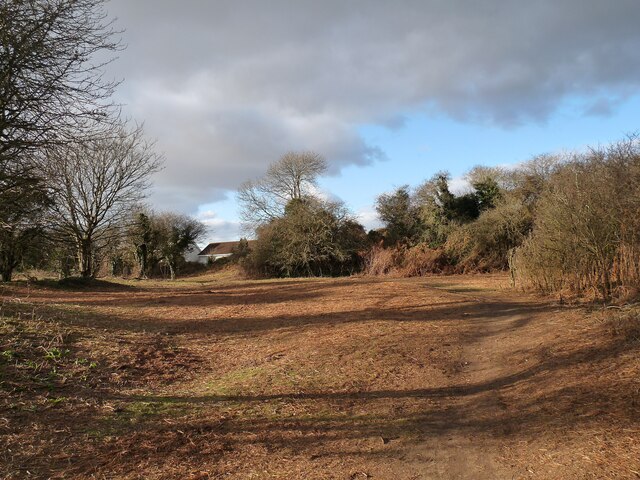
[106,0,640,212]
[356,208,383,232]
[449,176,472,195]
[197,211,243,243]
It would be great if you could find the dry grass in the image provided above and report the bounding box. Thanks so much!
[1,272,639,479]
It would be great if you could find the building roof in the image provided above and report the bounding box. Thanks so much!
[198,240,255,256]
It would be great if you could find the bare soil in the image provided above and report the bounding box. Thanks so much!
[1,273,639,479]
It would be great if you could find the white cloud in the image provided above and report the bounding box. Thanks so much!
[105,0,640,213]
[197,212,244,243]
[356,208,383,231]
[449,176,472,195]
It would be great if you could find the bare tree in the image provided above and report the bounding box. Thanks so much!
[44,124,163,278]
[0,0,121,161]
[1,0,121,280]
[237,151,327,228]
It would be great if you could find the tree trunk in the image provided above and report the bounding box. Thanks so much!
[60,256,72,279]
[1,249,16,282]
[136,244,148,279]
[141,245,148,278]
[168,260,176,280]
[1,268,13,282]
[77,238,94,278]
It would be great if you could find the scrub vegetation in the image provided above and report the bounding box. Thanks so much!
[237,137,640,303]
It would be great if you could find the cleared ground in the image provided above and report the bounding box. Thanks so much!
[1,272,639,479]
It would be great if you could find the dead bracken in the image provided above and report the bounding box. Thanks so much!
[1,272,638,479]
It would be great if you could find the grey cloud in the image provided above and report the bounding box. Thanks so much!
[583,94,630,118]
[106,0,640,211]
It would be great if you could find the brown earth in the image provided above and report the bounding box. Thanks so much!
[1,273,639,479]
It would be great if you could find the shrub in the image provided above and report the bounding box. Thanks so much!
[400,245,451,276]
[446,199,533,272]
[364,244,450,277]
[244,199,367,277]
[363,246,399,276]
[606,307,640,343]
[375,186,423,246]
[513,137,640,299]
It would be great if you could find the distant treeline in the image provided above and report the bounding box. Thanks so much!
[367,135,640,300]
[238,136,640,301]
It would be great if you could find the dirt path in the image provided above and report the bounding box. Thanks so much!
[364,282,538,480]
[414,293,515,479]
[1,274,639,479]
[438,305,534,478]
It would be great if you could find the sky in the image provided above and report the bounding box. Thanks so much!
[104,0,640,244]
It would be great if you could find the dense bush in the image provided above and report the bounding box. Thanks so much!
[244,198,367,277]
[375,186,423,246]
[370,168,515,276]
[367,145,627,295]
[513,137,640,299]
[445,199,533,272]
